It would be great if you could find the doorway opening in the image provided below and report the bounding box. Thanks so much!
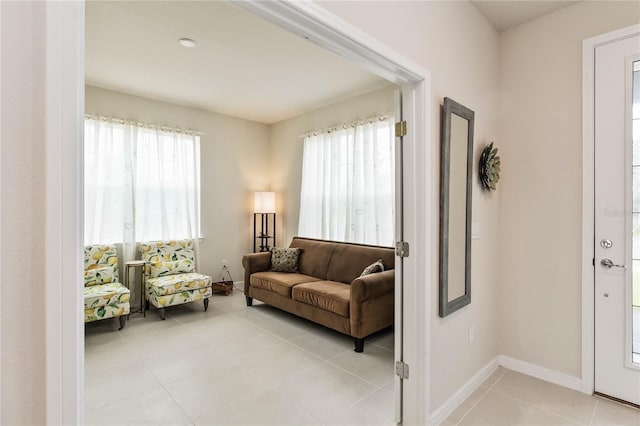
[48,1,432,425]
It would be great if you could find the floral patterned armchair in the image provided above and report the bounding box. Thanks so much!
[140,240,212,320]
[84,244,130,330]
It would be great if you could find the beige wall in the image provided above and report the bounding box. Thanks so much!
[497,1,640,378]
[269,85,396,246]
[1,2,47,424]
[7,1,639,422]
[85,86,270,284]
[320,0,501,412]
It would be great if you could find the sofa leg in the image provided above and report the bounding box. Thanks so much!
[158,307,166,320]
[118,315,127,330]
[246,296,253,306]
[354,338,365,353]
[145,299,150,310]
[203,298,209,312]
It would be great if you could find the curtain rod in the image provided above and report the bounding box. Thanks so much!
[85,113,205,136]
[299,112,394,139]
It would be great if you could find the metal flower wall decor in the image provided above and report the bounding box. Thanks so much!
[479,142,501,191]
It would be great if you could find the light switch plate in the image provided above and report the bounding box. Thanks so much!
[472,222,480,240]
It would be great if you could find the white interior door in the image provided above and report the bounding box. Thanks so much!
[594,33,640,406]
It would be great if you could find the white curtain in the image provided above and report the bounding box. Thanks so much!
[84,117,201,262]
[298,116,395,246]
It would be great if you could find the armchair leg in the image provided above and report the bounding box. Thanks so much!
[145,299,150,310]
[158,307,166,320]
[245,296,253,306]
[118,316,127,330]
[203,298,209,312]
[354,337,365,353]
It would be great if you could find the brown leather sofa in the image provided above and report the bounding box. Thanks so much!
[242,237,395,352]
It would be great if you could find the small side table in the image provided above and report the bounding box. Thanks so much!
[125,260,147,317]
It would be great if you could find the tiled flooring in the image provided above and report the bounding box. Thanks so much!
[443,367,640,426]
[84,290,395,425]
[86,290,639,426]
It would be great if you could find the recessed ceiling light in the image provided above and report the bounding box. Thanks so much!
[179,38,196,48]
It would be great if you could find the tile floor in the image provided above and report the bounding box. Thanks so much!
[84,290,395,425]
[85,290,639,426]
[443,367,640,426]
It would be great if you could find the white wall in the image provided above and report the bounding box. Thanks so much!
[85,86,270,286]
[497,1,640,378]
[1,2,47,424]
[269,85,395,246]
[319,0,501,412]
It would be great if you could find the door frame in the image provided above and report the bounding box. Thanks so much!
[46,1,432,424]
[581,23,640,396]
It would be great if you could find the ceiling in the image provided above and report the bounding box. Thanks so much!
[85,1,390,125]
[86,1,580,124]
[471,1,578,32]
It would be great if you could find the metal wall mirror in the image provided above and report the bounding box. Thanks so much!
[439,97,474,317]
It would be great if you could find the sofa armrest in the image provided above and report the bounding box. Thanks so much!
[350,269,395,301]
[350,269,395,338]
[242,252,271,292]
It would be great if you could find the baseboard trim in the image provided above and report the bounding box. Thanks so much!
[498,355,582,392]
[430,357,500,425]
[430,355,583,425]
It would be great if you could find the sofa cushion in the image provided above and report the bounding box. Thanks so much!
[292,281,351,317]
[146,272,211,297]
[270,247,301,272]
[289,238,335,280]
[250,272,320,298]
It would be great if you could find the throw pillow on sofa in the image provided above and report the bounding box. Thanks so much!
[270,247,301,272]
[360,259,385,277]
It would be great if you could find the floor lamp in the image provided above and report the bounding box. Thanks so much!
[253,191,276,252]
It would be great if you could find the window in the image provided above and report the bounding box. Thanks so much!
[84,117,201,249]
[298,116,395,246]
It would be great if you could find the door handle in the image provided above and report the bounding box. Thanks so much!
[600,259,626,269]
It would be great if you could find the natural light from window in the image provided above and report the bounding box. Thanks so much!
[84,117,201,247]
[298,115,395,247]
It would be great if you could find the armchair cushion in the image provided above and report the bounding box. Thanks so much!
[149,259,194,278]
[84,282,131,307]
[84,265,118,287]
[146,272,211,297]
[140,240,196,278]
[83,282,130,323]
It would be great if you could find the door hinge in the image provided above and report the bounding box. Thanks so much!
[395,361,409,380]
[396,241,410,258]
[395,121,407,137]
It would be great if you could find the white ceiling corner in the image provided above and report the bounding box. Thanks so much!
[471,1,579,32]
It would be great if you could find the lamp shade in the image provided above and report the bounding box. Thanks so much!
[254,192,276,213]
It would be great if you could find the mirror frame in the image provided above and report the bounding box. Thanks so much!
[439,97,474,317]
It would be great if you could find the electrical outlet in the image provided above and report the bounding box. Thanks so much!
[222,259,227,267]
[469,325,475,344]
